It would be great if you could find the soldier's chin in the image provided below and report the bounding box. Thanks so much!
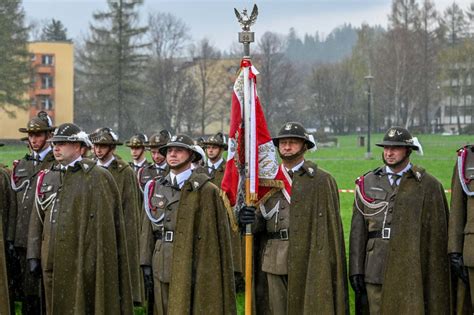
[169,161,188,170]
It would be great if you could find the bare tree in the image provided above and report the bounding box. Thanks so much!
[189,38,223,135]
[143,12,191,133]
[255,31,300,132]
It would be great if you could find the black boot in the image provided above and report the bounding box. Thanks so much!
[24,295,41,315]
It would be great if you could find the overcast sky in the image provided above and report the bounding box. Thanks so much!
[23,0,473,51]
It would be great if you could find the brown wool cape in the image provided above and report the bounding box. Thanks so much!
[376,166,450,314]
[0,167,15,313]
[167,172,237,314]
[286,161,349,314]
[107,157,143,303]
[35,160,133,314]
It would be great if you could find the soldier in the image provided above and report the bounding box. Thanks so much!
[89,127,142,306]
[140,134,236,314]
[126,133,150,173]
[349,126,450,314]
[0,143,16,314]
[26,123,133,314]
[449,143,474,313]
[239,122,349,314]
[195,132,227,185]
[137,130,171,191]
[9,111,56,314]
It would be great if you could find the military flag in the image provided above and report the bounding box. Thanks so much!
[221,59,286,207]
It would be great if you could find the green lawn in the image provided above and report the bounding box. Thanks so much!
[2,133,472,314]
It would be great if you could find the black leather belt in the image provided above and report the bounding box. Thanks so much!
[368,228,391,240]
[153,230,174,242]
[268,229,289,240]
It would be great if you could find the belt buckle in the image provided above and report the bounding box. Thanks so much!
[279,229,289,241]
[382,228,391,239]
[165,231,174,242]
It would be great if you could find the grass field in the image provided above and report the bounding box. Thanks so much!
[2,133,472,314]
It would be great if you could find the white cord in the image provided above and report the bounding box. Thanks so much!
[143,180,164,224]
[354,185,388,217]
[458,155,474,196]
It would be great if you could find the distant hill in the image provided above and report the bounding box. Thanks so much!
[285,24,359,64]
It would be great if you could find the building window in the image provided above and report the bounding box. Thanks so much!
[40,97,54,110]
[41,75,54,89]
[30,54,36,61]
[42,55,54,65]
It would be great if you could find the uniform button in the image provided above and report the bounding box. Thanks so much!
[25,196,29,199]
[52,220,56,223]
[166,218,171,222]
[390,196,395,202]
[56,198,60,202]
[53,209,57,213]
[388,208,393,213]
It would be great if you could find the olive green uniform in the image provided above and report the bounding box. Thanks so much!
[140,173,181,314]
[140,171,236,314]
[0,165,15,314]
[101,157,143,304]
[449,146,474,312]
[10,149,55,307]
[195,161,243,274]
[137,163,169,191]
[254,190,290,315]
[27,160,133,314]
[254,161,348,314]
[350,165,450,314]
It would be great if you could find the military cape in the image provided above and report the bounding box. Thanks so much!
[104,156,142,303]
[356,165,450,314]
[27,159,133,314]
[285,161,349,314]
[167,172,236,314]
[0,166,14,313]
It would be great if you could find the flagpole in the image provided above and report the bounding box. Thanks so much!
[234,5,258,315]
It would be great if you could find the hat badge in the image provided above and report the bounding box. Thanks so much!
[284,123,292,131]
[171,136,177,141]
[388,129,396,138]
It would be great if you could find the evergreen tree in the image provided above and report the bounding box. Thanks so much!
[41,19,69,41]
[0,0,30,109]
[76,0,148,136]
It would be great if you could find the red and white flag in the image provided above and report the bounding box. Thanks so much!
[221,59,289,206]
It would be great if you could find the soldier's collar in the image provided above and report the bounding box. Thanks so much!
[406,165,425,182]
[97,155,115,168]
[73,158,95,173]
[183,172,210,191]
[299,160,317,177]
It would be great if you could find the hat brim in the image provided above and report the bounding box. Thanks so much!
[19,127,56,133]
[272,135,315,149]
[375,141,419,150]
[92,141,123,146]
[201,142,228,150]
[48,135,84,143]
[159,142,202,163]
[125,142,146,148]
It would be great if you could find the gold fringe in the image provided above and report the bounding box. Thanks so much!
[219,190,239,232]
[259,179,285,189]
